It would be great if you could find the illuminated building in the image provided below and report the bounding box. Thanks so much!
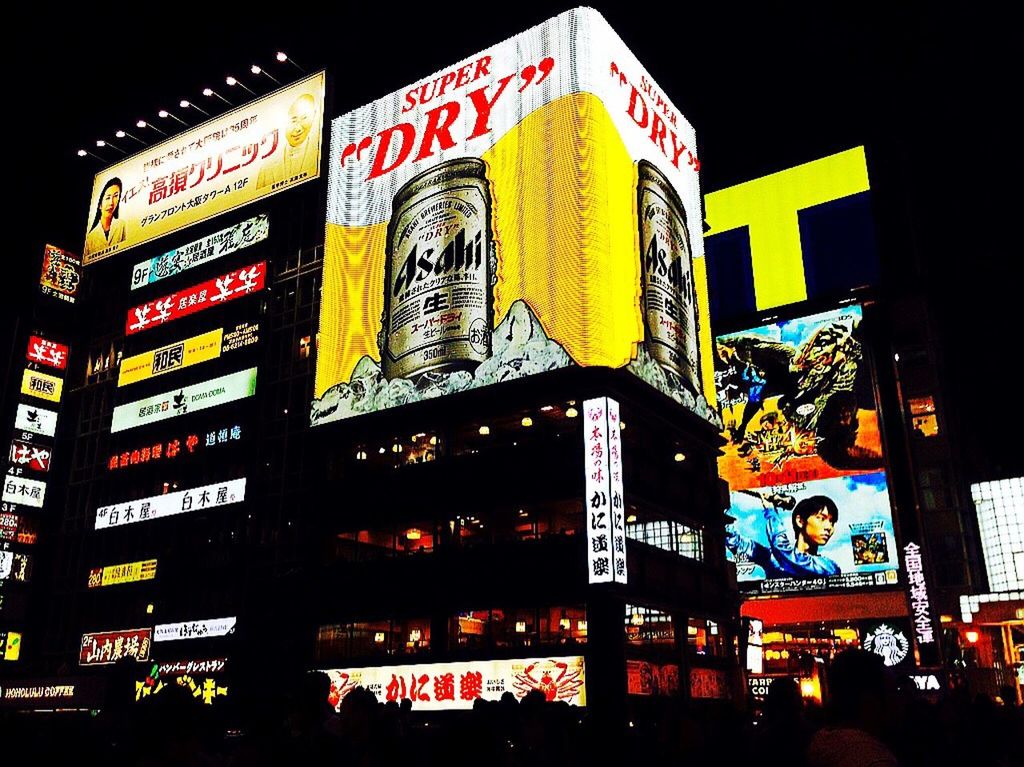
[2,10,742,724]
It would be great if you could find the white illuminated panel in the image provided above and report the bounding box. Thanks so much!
[971,477,1024,592]
[95,478,246,529]
[154,617,237,642]
[583,397,628,583]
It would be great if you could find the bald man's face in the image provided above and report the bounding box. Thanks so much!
[286,95,316,148]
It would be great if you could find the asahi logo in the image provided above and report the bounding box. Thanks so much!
[643,206,693,303]
[392,227,484,298]
[863,623,910,667]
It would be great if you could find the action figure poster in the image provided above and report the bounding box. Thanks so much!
[726,471,899,595]
[715,305,884,491]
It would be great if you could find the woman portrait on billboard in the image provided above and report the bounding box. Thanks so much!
[84,176,127,256]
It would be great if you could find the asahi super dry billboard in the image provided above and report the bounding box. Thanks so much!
[312,9,718,426]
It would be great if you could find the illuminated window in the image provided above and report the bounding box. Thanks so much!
[298,335,312,359]
[624,604,675,646]
[626,515,703,561]
[971,477,1024,591]
[908,396,939,437]
[687,617,728,658]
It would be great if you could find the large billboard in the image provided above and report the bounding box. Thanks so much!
[95,478,246,530]
[117,323,257,387]
[322,656,585,711]
[715,306,883,491]
[82,73,324,265]
[726,472,899,594]
[312,9,719,427]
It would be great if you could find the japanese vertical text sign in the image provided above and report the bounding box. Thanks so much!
[313,9,720,428]
[82,73,324,265]
[584,397,627,584]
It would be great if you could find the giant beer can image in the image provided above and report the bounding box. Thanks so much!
[637,159,702,396]
[380,158,496,381]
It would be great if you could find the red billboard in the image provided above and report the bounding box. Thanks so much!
[80,628,153,665]
[26,336,69,371]
[125,262,265,335]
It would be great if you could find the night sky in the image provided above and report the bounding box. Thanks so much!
[5,5,1016,479]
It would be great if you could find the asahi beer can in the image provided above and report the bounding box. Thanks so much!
[380,158,496,380]
[637,160,702,396]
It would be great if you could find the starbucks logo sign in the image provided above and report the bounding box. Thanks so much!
[863,623,910,667]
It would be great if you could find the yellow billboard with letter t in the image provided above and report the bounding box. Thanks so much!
[82,72,324,265]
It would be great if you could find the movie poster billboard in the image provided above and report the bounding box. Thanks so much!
[726,472,899,594]
[715,305,883,491]
[82,73,324,265]
[312,9,719,427]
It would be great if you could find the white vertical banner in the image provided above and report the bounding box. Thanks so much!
[606,398,628,583]
[583,398,615,583]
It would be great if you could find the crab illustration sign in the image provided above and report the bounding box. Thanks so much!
[322,656,585,711]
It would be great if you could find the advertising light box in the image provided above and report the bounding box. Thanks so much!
[39,244,82,303]
[131,213,269,290]
[26,335,69,371]
[323,656,585,711]
[125,262,265,336]
[726,471,899,595]
[20,368,63,404]
[715,305,884,491]
[80,628,152,665]
[82,73,324,265]
[154,617,236,642]
[312,9,718,427]
[118,323,257,387]
[95,478,246,529]
[2,476,46,509]
[110,367,257,433]
[88,559,157,588]
[14,404,58,438]
[9,440,51,473]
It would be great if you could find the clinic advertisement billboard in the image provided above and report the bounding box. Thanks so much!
[323,656,585,711]
[312,9,719,427]
[110,367,257,433]
[715,305,884,491]
[82,73,323,265]
[130,213,269,289]
[725,472,899,595]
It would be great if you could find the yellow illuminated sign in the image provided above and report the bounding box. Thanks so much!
[88,559,158,588]
[704,147,870,310]
[83,72,325,265]
[2,632,21,661]
[118,328,224,387]
[20,369,63,403]
[313,10,719,425]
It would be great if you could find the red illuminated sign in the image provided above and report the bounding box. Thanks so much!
[80,628,152,665]
[107,424,242,470]
[125,262,265,335]
[9,440,51,473]
[26,336,69,371]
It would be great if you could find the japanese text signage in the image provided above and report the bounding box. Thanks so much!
[39,244,82,303]
[82,73,324,265]
[108,424,242,470]
[131,213,269,290]
[26,336,69,371]
[323,657,585,712]
[110,368,257,433]
[14,404,57,438]
[20,369,63,404]
[583,397,627,584]
[3,476,46,509]
[88,559,157,588]
[118,323,259,387]
[125,262,265,335]
[95,478,246,529]
[8,441,50,473]
[0,551,32,582]
[312,9,720,428]
[154,617,236,642]
[904,542,935,645]
[80,628,152,665]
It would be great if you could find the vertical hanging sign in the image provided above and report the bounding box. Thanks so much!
[584,397,627,584]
